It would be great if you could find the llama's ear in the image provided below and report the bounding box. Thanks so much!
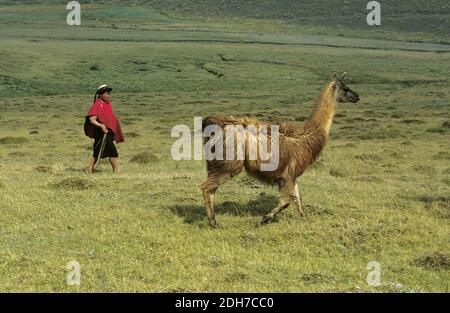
[340,72,347,82]
[331,72,338,81]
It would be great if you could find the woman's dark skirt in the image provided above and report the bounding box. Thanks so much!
[93,127,118,159]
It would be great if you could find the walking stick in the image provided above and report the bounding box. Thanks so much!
[93,133,107,172]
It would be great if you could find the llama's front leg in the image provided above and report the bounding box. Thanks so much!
[293,183,305,217]
[257,184,292,226]
[256,198,290,226]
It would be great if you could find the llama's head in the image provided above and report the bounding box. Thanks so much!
[331,73,360,103]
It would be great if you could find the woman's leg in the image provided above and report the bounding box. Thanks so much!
[109,157,119,172]
[86,156,97,173]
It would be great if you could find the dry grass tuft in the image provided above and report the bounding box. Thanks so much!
[53,177,95,190]
[414,252,449,270]
[124,132,141,138]
[130,152,159,164]
[35,165,53,173]
[0,137,29,144]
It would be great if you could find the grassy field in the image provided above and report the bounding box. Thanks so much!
[0,3,449,292]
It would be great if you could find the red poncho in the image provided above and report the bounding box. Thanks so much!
[84,98,125,143]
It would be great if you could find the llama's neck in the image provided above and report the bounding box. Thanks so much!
[297,84,337,165]
[305,84,337,138]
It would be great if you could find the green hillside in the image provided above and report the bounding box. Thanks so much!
[149,0,450,41]
[1,0,449,42]
[147,0,449,20]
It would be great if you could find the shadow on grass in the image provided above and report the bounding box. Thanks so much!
[168,193,278,224]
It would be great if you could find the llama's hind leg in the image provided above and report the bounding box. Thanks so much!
[257,181,293,226]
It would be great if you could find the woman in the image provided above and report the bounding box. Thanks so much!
[84,85,124,173]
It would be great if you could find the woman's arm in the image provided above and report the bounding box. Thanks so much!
[89,116,108,133]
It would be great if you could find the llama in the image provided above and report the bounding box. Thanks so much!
[201,73,360,227]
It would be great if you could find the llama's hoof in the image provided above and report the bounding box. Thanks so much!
[300,211,309,219]
[208,220,218,228]
[256,215,273,227]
